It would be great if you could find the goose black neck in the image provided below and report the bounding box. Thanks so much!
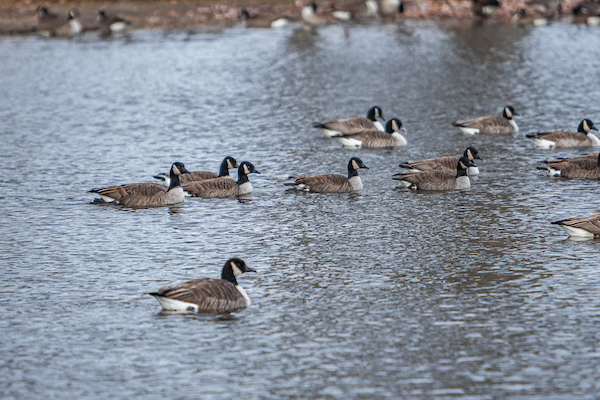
[221,265,238,285]
[167,173,181,191]
[218,160,230,177]
[348,165,359,179]
[237,168,250,185]
[456,166,468,178]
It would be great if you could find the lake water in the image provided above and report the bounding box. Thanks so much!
[1,19,600,399]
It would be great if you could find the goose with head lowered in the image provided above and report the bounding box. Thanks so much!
[314,106,385,137]
[552,213,600,239]
[154,156,238,186]
[285,157,368,193]
[527,119,600,149]
[537,152,600,178]
[98,10,132,35]
[393,156,474,190]
[89,162,190,207]
[453,106,519,135]
[183,161,260,198]
[148,258,256,313]
[399,147,481,175]
[336,118,406,148]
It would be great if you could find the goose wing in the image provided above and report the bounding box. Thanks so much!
[183,177,238,198]
[316,117,376,135]
[155,278,247,312]
[180,171,218,184]
[398,170,457,190]
[402,156,458,172]
[90,182,166,202]
[553,213,600,236]
[454,115,510,133]
[294,173,353,193]
[527,130,581,142]
[545,156,599,171]
[560,166,600,178]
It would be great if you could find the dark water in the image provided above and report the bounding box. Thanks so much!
[1,20,600,399]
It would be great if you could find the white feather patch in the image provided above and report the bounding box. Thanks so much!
[152,295,199,312]
[457,126,480,135]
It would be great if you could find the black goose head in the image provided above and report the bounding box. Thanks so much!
[237,161,260,182]
[221,258,257,284]
[385,118,405,133]
[170,162,190,176]
[465,147,482,161]
[578,119,597,133]
[348,157,369,177]
[367,106,384,121]
[309,2,318,12]
[219,156,239,177]
[68,9,79,19]
[503,105,518,119]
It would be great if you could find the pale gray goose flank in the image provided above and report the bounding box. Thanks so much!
[89,162,190,207]
[379,0,404,18]
[154,156,238,186]
[453,106,519,135]
[552,213,600,239]
[399,147,481,175]
[393,156,474,190]
[537,152,599,176]
[183,161,260,198]
[526,119,600,149]
[314,106,385,137]
[98,10,132,34]
[336,118,406,148]
[148,258,256,313]
[286,157,369,193]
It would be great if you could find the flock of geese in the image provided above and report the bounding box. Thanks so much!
[87,104,600,314]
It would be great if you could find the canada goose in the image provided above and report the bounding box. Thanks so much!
[98,10,131,34]
[331,0,379,21]
[527,119,600,149]
[572,1,600,24]
[511,8,549,25]
[538,153,600,178]
[393,157,474,190]
[379,0,404,18]
[239,9,289,28]
[89,162,190,207]
[301,2,339,25]
[453,106,519,135]
[37,8,82,37]
[399,147,482,175]
[526,0,561,14]
[473,0,501,18]
[336,118,406,148]
[552,213,600,239]
[285,157,369,193]
[154,156,238,186]
[149,258,256,313]
[314,106,385,137]
[537,152,599,176]
[183,161,260,198]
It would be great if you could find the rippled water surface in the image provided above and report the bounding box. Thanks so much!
[2,20,600,399]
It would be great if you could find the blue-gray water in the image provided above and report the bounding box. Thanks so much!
[1,20,600,399]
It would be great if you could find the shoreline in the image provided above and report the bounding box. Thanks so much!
[0,0,586,35]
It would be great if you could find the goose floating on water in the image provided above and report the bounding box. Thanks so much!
[453,106,519,135]
[286,157,368,193]
[148,258,256,313]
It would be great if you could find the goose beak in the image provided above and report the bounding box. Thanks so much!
[253,170,261,174]
[475,156,482,160]
[182,167,191,174]
[245,267,257,273]
[400,127,406,132]
[592,127,598,131]
[514,112,520,116]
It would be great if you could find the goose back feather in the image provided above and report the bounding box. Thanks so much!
[552,213,600,238]
[453,106,519,135]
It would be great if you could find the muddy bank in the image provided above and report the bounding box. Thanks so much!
[0,0,585,35]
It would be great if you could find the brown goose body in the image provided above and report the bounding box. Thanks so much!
[552,213,600,239]
[314,106,384,137]
[89,162,189,207]
[400,147,481,175]
[149,258,256,313]
[527,119,599,148]
[453,106,519,135]
[287,157,369,193]
[183,161,259,198]
[157,156,238,185]
[538,152,600,176]
[393,157,473,191]
[336,118,406,148]
[98,10,131,34]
